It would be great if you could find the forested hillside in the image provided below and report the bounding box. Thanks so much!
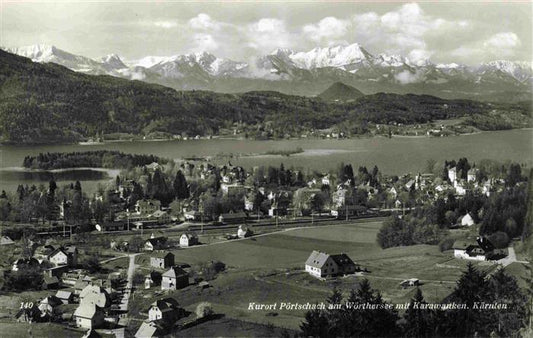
[0,50,529,144]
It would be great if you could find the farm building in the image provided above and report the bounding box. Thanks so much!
[148,297,184,323]
[135,321,166,338]
[219,212,247,224]
[460,213,475,227]
[184,210,202,221]
[453,237,500,261]
[74,303,105,329]
[179,233,199,247]
[136,199,161,215]
[237,225,253,238]
[161,266,189,290]
[56,290,74,304]
[144,236,167,251]
[150,252,175,269]
[305,251,357,278]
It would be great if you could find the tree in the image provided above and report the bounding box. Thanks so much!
[83,254,102,273]
[402,288,434,337]
[300,307,330,338]
[173,170,190,199]
[506,163,522,187]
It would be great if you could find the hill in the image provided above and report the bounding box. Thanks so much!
[0,50,529,144]
[318,82,364,102]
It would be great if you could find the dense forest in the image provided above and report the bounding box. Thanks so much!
[1,50,530,144]
[22,151,166,170]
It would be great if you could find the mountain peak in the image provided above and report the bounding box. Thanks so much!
[318,82,364,102]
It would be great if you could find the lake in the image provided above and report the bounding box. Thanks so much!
[0,129,531,194]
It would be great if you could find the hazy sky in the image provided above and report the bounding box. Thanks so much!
[1,1,531,65]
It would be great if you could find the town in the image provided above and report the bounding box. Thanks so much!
[0,151,530,337]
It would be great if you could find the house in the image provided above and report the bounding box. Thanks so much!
[184,210,202,221]
[56,290,74,304]
[38,295,63,316]
[405,179,415,190]
[400,278,420,288]
[148,297,184,322]
[136,199,161,215]
[135,321,166,338]
[15,304,42,323]
[448,167,457,184]
[305,251,357,278]
[237,225,253,239]
[453,237,496,261]
[46,265,69,278]
[219,212,247,224]
[74,303,105,329]
[144,236,167,251]
[42,275,60,289]
[150,252,175,269]
[101,221,128,232]
[79,285,111,308]
[461,213,475,227]
[467,168,479,182]
[220,183,248,197]
[48,245,77,267]
[149,210,171,224]
[74,277,91,294]
[331,205,366,218]
[12,257,40,271]
[48,249,69,267]
[0,236,14,245]
[161,266,189,290]
[179,233,199,247]
[145,271,162,289]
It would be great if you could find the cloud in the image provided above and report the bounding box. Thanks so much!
[394,70,423,84]
[188,13,222,31]
[407,49,433,66]
[303,17,350,44]
[191,33,219,52]
[450,32,522,62]
[246,18,291,53]
[350,3,469,57]
[153,21,178,29]
[483,32,521,56]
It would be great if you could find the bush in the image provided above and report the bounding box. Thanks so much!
[439,237,456,252]
[196,302,214,319]
[487,231,510,249]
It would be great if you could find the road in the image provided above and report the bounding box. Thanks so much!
[107,253,138,338]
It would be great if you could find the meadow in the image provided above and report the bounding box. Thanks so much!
[130,218,513,331]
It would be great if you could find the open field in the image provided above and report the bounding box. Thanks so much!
[129,217,528,332]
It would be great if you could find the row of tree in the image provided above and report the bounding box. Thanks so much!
[300,264,529,337]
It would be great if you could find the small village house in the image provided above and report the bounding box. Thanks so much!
[135,321,166,338]
[150,252,175,269]
[144,236,168,251]
[56,290,74,304]
[161,266,189,290]
[136,199,161,215]
[460,213,475,227]
[179,233,198,247]
[79,284,111,308]
[218,211,247,224]
[184,210,202,221]
[74,303,105,329]
[144,271,162,289]
[42,275,60,289]
[148,297,184,322]
[305,250,357,278]
[237,225,253,239]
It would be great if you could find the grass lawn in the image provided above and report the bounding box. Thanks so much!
[0,321,84,338]
[129,218,528,332]
[173,317,298,337]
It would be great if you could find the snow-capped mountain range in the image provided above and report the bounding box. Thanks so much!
[5,43,532,100]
